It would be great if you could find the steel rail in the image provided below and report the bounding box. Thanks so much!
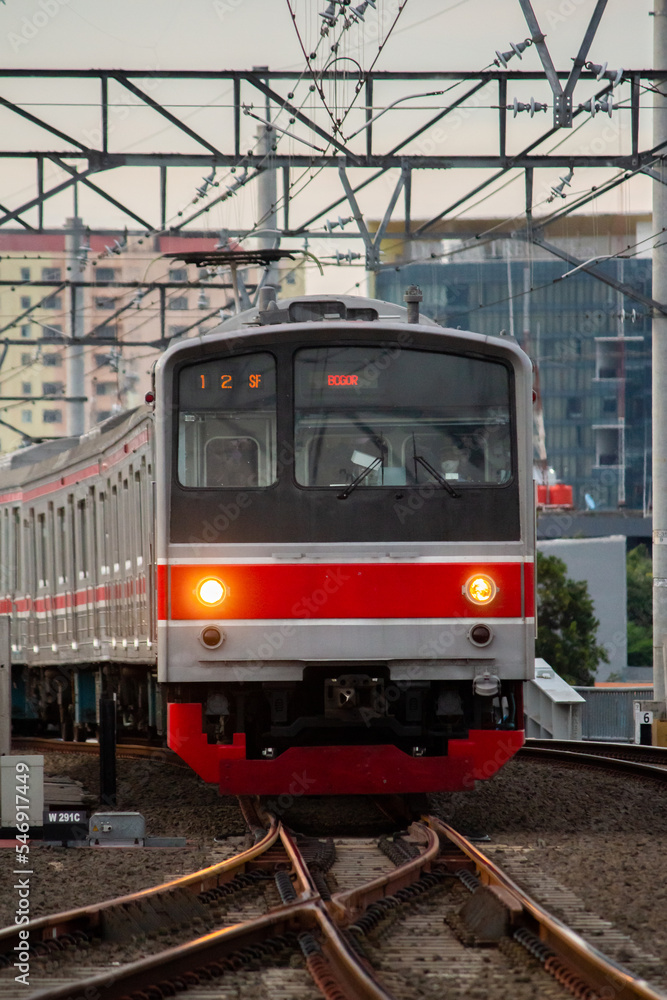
[0,814,280,962]
[524,738,667,765]
[426,815,667,1000]
[20,905,322,1000]
[518,744,667,780]
[11,737,189,767]
[329,822,439,924]
[9,817,429,1000]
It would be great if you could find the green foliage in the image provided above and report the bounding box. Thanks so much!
[626,544,652,666]
[535,551,608,686]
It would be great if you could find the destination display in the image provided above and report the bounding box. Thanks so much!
[179,352,276,410]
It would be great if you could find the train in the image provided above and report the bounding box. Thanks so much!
[2,286,535,795]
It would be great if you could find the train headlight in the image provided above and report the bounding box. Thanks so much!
[464,574,497,605]
[197,577,226,607]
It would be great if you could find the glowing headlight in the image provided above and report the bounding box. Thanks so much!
[197,578,226,606]
[464,575,497,605]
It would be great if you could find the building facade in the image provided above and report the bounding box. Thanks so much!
[0,226,303,454]
[373,222,652,512]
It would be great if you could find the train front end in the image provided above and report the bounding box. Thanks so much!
[155,295,534,795]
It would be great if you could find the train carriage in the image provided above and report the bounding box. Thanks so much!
[2,289,534,795]
[157,291,535,794]
[0,409,156,738]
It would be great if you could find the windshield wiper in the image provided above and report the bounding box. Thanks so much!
[337,454,383,499]
[412,436,460,498]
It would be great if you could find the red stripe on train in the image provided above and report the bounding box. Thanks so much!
[166,562,532,621]
[5,577,148,614]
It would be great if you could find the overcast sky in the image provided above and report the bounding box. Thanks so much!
[0,0,653,73]
[0,0,659,293]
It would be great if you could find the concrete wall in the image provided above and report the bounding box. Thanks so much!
[537,536,627,682]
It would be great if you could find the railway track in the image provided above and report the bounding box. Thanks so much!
[519,738,667,780]
[11,737,189,767]
[1,793,664,1000]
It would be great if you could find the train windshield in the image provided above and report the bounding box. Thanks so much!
[177,352,277,488]
[294,346,512,489]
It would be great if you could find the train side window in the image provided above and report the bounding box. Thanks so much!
[135,470,145,567]
[88,488,98,585]
[13,508,21,591]
[47,504,56,591]
[56,507,67,584]
[69,498,78,585]
[25,512,36,596]
[121,478,133,572]
[98,491,109,576]
[37,513,48,588]
[177,352,277,488]
[77,499,89,580]
[111,485,120,573]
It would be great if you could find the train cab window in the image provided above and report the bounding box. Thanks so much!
[294,346,513,489]
[177,352,277,488]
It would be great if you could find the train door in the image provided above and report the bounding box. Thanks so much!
[121,473,133,642]
[46,504,57,649]
[110,483,121,643]
[87,487,99,641]
[36,511,49,650]
[24,511,36,653]
[97,488,109,639]
[134,466,148,639]
[75,494,93,641]
[65,499,77,649]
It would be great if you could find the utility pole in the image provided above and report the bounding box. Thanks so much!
[66,217,86,437]
[653,0,667,730]
[255,67,280,294]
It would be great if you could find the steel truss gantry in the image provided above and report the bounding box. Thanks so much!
[0,65,664,240]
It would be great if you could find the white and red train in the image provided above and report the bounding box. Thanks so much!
[3,291,534,795]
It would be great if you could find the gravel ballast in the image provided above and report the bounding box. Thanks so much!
[0,749,664,990]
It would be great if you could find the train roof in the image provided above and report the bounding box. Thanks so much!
[0,406,150,493]
[156,291,526,374]
[211,293,442,333]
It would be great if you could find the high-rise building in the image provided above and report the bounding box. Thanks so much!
[372,215,653,512]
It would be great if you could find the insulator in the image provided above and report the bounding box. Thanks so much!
[511,39,531,59]
[579,98,597,118]
[319,2,337,19]
[587,59,608,80]
[508,97,547,118]
[325,218,338,233]
[596,97,614,117]
[585,60,624,89]
[495,50,513,69]
[495,37,531,68]
[352,1,370,20]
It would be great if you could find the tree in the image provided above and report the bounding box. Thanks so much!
[535,551,608,686]
[626,544,652,666]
